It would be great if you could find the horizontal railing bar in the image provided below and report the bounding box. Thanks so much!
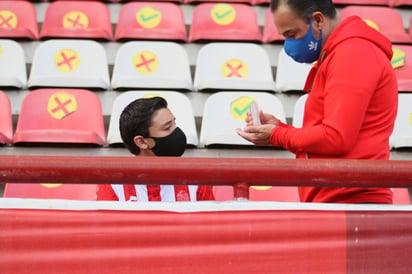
[0,155,411,188]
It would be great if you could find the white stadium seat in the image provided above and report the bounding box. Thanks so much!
[193,43,276,92]
[0,39,26,88]
[28,40,110,90]
[107,91,198,147]
[111,41,192,91]
[200,91,286,147]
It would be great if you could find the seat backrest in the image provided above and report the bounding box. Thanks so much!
[0,1,38,40]
[40,0,113,40]
[13,88,106,146]
[107,91,198,147]
[262,8,285,43]
[339,6,411,44]
[28,40,110,90]
[200,91,286,147]
[188,3,261,42]
[292,94,308,128]
[0,39,26,88]
[115,2,186,42]
[388,0,412,6]
[0,90,13,144]
[391,45,412,92]
[390,93,412,149]
[276,48,313,92]
[333,0,389,5]
[194,43,276,92]
[111,41,192,91]
[3,183,97,201]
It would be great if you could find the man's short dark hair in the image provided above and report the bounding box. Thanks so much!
[119,97,168,155]
[270,0,337,22]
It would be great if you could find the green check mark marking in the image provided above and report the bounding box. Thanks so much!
[140,13,160,22]
[214,9,233,20]
[233,103,252,116]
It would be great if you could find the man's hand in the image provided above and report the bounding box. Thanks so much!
[236,124,276,146]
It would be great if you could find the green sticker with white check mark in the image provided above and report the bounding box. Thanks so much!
[211,3,236,26]
[136,7,162,29]
[230,96,256,122]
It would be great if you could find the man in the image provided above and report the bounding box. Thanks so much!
[96,97,214,201]
[237,0,398,203]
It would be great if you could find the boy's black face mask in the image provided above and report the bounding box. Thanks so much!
[150,127,187,157]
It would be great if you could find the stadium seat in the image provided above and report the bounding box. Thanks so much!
[276,48,313,92]
[187,0,253,4]
[115,2,186,42]
[0,90,12,145]
[40,1,113,40]
[0,1,38,40]
[199,91,286,147]
[13,88,106,146]
[339,6,411,44]
[213,186,300,202]
[393,188,411,204]
[333,0,389,5]
[188,3,261,42]
[107,91,199,147]
[262,8,285,43]
[111,41,192,91]
[28,40,110,90]
[253,0,270,5]
[388,0,412,6]
[3,183,98,201]
[391,45,412,92]
[292,94,308,128]
[0,39,27,88]
[390,93,412,149]
[193,43,276,92]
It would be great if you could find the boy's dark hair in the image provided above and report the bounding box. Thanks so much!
[270,0,337,22]
[119,97,168,155]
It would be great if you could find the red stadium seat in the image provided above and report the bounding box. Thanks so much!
[391,45,412,92]
[339,6,411,44]
[213,186,300,202]
[40,1,113,40]
[333,0,389,5]
[187,0,253,5]
[13,88,106,146]
[0,91,13,145]
[262,8,285,43]
[0,1,38,40]
[115,2,186,42]
[188,3,261,42]
[3,183,97,201]
[388,0,412,6]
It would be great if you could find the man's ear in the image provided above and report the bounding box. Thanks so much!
[312,11,325,29]
[133,136,150,150]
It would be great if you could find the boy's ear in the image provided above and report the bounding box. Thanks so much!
[133,136,150,150]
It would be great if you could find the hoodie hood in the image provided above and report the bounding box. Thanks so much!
[322,16,393,61]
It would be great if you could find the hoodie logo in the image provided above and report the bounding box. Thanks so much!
[308,41,318,51]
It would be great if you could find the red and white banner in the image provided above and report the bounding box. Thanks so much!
[0,200,411,274]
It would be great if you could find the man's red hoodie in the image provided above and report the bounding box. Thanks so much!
[270,16,398,203]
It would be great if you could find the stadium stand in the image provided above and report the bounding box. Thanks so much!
[13,88,106,146]
[40,0,113,40]
[0,91,13,145]
[188,3,261,42]
[199,91,286,147]
[28,39,110,90]
[333,0,389,5]
[193,42,277,92]
[0,1,39,40]
[390,93,412,149]
[111,41,192,91]
[339,5,411,44]
[0,39,27,89]
[107,91,199,147]
[115,2,187,42]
